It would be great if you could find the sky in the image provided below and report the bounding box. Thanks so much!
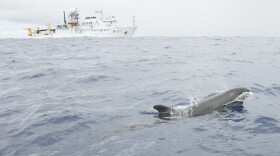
[1,0,280,37]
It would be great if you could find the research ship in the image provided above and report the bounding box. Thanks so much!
[24,8,137,38]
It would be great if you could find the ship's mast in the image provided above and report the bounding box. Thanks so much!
[63,11,67,26]
[133,16,135,26]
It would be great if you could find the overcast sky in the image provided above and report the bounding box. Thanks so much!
[1,0,280,37]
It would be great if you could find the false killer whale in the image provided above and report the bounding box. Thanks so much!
[153,88,251,119]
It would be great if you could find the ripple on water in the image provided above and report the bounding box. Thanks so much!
[250,84,280,97]
[30,121,91,147]
[0,109,22,117]
[21,73,46,79]
[0,95,25,104]
[80,75,109,83]
[31,114,82,127]
[19,68,56,80]
[246,116,280,134]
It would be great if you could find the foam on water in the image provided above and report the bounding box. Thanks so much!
[233,91,254,102]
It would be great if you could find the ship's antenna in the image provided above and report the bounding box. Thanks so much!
[76,8,79,24]
[63,11,67,25]
[133,16,135,26]
[101,9,103,19]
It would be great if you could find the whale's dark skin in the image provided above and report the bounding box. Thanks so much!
[153,88,250,119]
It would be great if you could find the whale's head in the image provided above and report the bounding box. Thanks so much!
[228,87,250,95]
[224,87,250,102]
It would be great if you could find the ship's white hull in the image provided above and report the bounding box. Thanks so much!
[25,9,137,38]
[53,26,137,38]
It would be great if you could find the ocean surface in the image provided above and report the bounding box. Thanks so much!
[1,37,280,156]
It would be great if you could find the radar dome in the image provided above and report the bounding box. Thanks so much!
[69,8,76,13]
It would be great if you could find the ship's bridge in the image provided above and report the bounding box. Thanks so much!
[85,17,96,20]
[82,16,97,26]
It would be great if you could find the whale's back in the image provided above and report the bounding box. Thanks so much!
[191,88,249,116]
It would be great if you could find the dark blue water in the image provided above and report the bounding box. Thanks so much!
[1,37,280,155]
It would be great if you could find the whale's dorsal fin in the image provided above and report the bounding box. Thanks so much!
[153,105,171,113]
[153,105,172,119]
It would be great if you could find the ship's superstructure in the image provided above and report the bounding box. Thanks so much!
[24,8,137,38]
